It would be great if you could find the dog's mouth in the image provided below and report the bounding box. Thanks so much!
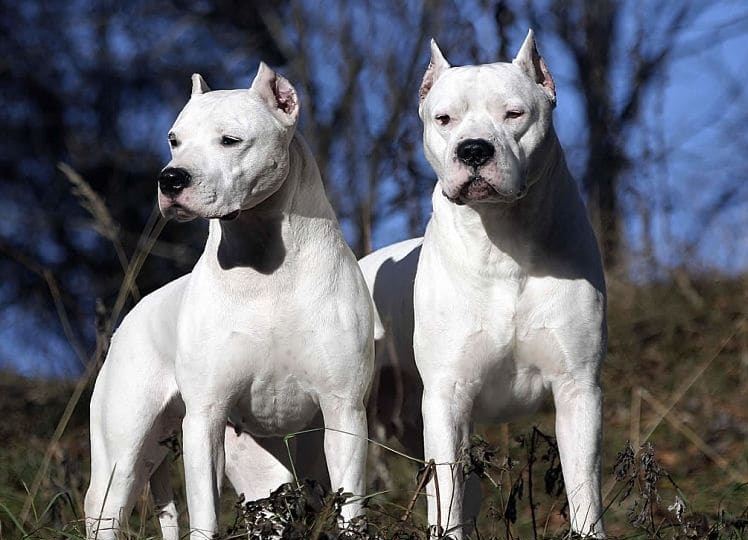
[442,175,496,205]
[162,201,240,222]
[219,210,241,221]
[460,175,496,201]
[165,203,198,222]
[443,171,529,206]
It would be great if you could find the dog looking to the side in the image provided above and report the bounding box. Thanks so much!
[85,64,374,540]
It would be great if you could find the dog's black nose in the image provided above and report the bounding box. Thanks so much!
[456,139,495,168]
[158,167,191,196]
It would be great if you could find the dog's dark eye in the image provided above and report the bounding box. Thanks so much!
[435,114,451,126]
[168,133,179,148]
[221,135,242,146]
[506,110,524,119]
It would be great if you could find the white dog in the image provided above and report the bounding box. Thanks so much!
[360,31,606,537]
[85,64,374,540]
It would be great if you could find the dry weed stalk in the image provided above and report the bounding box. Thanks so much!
[19,184,166,523]
[58,162,140,302]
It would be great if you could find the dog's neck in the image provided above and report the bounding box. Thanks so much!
[204,133,337,274]
[431,128,600,281]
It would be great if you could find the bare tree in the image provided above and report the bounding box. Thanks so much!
[2,0,747,374]
[527,0,704,270]
[256,0,495,255]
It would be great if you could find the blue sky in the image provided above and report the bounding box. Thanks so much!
[2,1,747,377]
[363,1,748,275]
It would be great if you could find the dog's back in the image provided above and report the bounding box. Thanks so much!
[358,238,424,457]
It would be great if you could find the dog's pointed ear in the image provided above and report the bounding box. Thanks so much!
[250,62,299,126]
[419,39,451,104]
[191,73,211,95]
[512,29,556,107]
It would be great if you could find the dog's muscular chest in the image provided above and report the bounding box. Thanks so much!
[418,240,560,419]
[176,278,325,436]
[457,276,560,421]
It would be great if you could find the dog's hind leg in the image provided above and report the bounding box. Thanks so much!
[84,457,115,539]
[150,459,179,540]
[86,348,182,539]
[87,421,178,540]
[223,428,295,502]
[86,380,146,540]
[85,451,149,540]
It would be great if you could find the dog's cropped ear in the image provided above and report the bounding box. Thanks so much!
[250,62,299,126]
[512,29,556,107]
[191,73,211,95]
[419,39,451,105]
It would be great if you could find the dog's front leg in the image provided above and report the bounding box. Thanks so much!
[552,377,604,537]
[182,405,227,539]
[422,388,472,539]
[319,396,368,522]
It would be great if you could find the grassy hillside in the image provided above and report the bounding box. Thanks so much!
[0,274,746,539]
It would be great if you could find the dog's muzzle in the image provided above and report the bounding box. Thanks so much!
[158,167,191,197]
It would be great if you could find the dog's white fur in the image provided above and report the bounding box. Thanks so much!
[85,64,374,540]
[360,31,606,537]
